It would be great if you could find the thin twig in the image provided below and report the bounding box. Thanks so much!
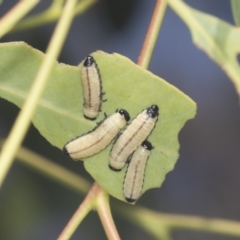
[57,182,121,240]
[95,184,121,240]
[137,0,168,68]
[57,182,98,240]
[115,203,240,238]
[0,0,39,38]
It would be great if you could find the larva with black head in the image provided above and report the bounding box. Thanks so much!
[63,109,130,160]
[123,140,153,203]
[81,55,104,120]
[109,105,159,171]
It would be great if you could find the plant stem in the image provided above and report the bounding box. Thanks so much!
[95,185,121,240]
[0,0,39,38]
[0,0,77,188]
[137,0,168,68]
[57,182,98,240]
[116,203,240,238]
[166,214,240,237]
[57,182,120,240]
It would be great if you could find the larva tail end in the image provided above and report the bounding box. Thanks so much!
[63,146,70,156]
[125,197,136,203]
[108,164,122,172]
[84,115,97,121]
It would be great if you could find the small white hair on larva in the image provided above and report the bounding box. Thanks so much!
[63,109,130,160]
[123,140,153,203]
[109,105,159,171]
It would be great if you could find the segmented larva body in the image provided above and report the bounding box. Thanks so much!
[109,105,159,171]
[81,55,103,120]
[63,109,130,160]
[123,141,153,203]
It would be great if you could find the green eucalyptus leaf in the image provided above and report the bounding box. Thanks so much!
[0,42,196,203]
[169,0,240,99]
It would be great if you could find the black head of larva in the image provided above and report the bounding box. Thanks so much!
[118,109,130,122]
[147,105,159,118]
[83,55,95,67]
[142,140,153,150]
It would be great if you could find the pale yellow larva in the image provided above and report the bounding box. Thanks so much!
[63,109,130,160]
[81,55,104,120]
[123,140,153,203]
[109,105,158,171]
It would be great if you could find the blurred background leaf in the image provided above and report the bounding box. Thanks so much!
[169,0,240,99]
[231,0,240,26]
